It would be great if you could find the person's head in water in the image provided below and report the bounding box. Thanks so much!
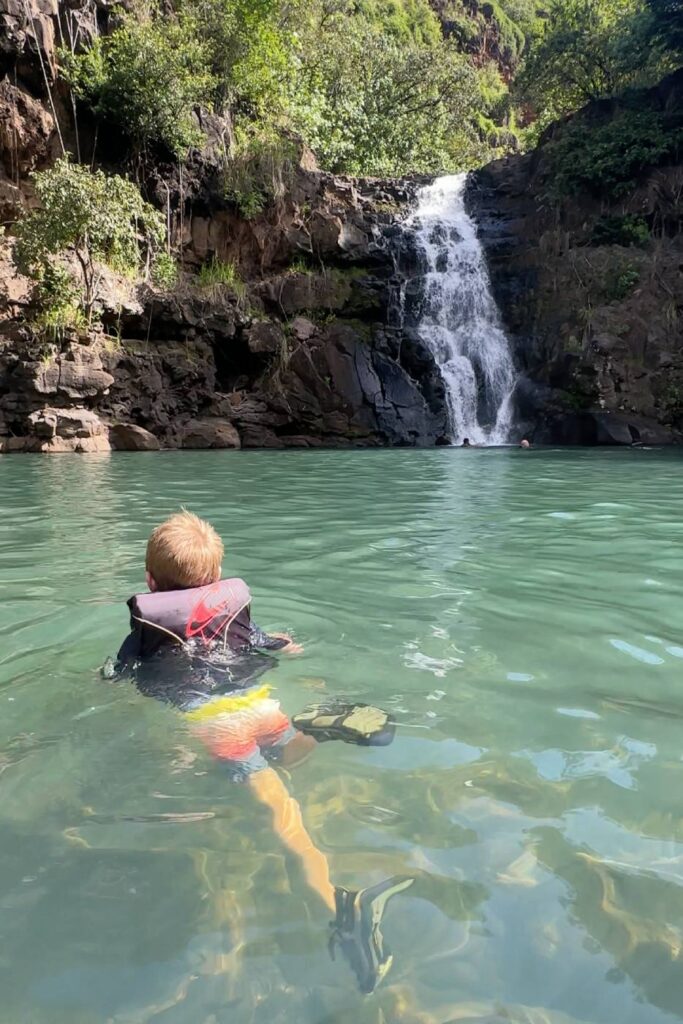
[145,510,224,592]
[462,438,471,447]
[520,439,531,449]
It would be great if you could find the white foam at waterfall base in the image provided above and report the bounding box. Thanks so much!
[406,173,516,445]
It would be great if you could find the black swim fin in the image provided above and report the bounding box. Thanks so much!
[329,875,414,993]
[292,701,395,747]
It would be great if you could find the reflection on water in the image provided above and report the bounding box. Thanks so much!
[1,448,683,1023]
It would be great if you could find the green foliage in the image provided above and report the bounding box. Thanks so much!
[545,108,683,199]
[183,0,493,175]
[196,256,245,296]
[61,8,214,156]
[647,0,683,52]
[442,0,538,67]
[287,254,316,275]
[592,214,650,246]
[660,380,683,422]
[52,0,682,185]
[182,0,292,115]
[288,11,483,174]
[14,159,166,320]
[516,0,664,130]
[611,266,640,298]
[223,130,298,217]
[354,0,443,44]
[483,1,527,64]
[29,264,87,341]
[151,251,179,290]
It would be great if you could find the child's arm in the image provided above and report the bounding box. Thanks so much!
[101,628,142,680]
[249,623,303,654]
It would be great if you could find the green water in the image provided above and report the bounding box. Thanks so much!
[3,448,683,1024]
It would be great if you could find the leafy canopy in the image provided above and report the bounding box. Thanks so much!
[56,0,683,182]
[61,10,215,157]
[516,0,673,131]
[287,8,483,175]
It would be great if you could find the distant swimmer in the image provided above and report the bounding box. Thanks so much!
[520,439,531,449]
[462,438,471,447]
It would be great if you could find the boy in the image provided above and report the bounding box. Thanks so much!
[111,510,412,994]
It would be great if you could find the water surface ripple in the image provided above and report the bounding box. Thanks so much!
[2,448,683,1024]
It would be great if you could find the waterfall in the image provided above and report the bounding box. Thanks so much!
[405,173,516,446]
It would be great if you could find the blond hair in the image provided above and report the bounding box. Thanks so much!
[146,511,224,591]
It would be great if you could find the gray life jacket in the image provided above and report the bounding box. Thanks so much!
[127,577,252,660]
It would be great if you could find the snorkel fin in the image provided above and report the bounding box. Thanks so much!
[292,701,395,747]
[329,876,414,993]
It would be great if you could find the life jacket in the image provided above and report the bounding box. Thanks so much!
[127,577,252,660]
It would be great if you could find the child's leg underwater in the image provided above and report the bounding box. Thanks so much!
[248,766,336,913]
[187,697,412,991]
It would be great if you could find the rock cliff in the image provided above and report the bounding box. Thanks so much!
[2,0,682,451]
[0,0,446,452]
[469,69,683,445]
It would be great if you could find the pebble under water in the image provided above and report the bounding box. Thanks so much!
[2,447,683,1024]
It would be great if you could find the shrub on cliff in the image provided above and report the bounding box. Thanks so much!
[61,10,215,158]
[516,0,668,134]
[544,107,683,200]
[14,159,167,323]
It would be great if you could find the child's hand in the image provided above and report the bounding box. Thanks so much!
[271,632,304,655]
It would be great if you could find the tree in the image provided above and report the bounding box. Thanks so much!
[516,0,660,126]
[61,11,215,157]
[14,159,167,322]
[287,9,483,174]
[647,0,683,53]
[180,0,293,114]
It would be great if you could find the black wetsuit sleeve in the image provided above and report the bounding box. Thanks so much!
[101,630,141,682]
[115,629,142,670]
[249,623,290,651]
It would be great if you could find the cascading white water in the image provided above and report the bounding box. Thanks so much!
[406,173,516,445]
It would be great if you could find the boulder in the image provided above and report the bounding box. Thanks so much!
[290,316,317,341]
[28,406,107,439]
[5,435,34,452]
[257,272,352,316]
[41,435,111,453]
[109,423,161,451]
[309,210,344,254]
[181,418,241,449]
[245,321,284,356]
[240,425,285,448]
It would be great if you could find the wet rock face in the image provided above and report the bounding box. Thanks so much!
[0,78,59,223]
[468,70,683,445]
[0,246,446,451]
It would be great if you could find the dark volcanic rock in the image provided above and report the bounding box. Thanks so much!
[0,0,448,453]
[181,418,241,449]
[109,423,161,451]
[468,70,683,445]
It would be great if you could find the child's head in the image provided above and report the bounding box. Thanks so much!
[145,511,223,592]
